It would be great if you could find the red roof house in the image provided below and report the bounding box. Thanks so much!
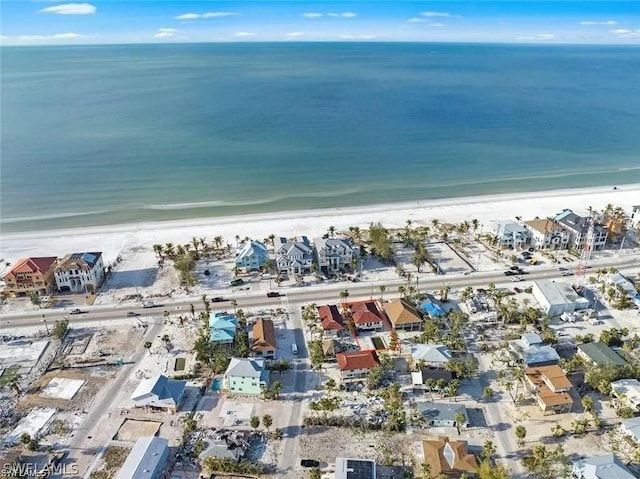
[348,301,386,331]
[318,304,345,336]
[2,257,58,296]
[336,350,380,383]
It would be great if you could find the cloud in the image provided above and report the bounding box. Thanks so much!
[339,34,376,40]
[428,23,446,28]
[580,20,617,25]
[38,3,96,15]
[328,12,357,18]
[286,32,304,37]
[408,17,425,23]
[202,12,238,18]
[610,28,640,38]
[154,28,177,39]
[538,34,556,40]
[421,11,457,18]
[235,31,256,37]
[17,32,85,41]
[611,29,632,34]
[516,34,557,41]
[175,13,199,20]
[303,12,323,18]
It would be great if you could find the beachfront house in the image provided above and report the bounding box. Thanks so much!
[1,256,58,297]
[347,300,386,331]
[313,237,356,274]
[554,209,607,250]
[318,304,346,337]
[492,220,532,249]
[384,298,423,331]
[413,436,477,478]
[410,344,452,369]
[525,365,573,414]
[274,236,314,277]
[54,252,105,294]
[223,358,269,395]
[234,240,269,272]
[209,312,238,345]
[336,350,380,383]
[250,318,277,360]
[572,454,636,479]
[523,218,571,250]
[630,205,640,229]
[130,374,186,413]
[610,379,640,412]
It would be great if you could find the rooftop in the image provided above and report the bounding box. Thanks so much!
[56,252,102,271]
[130,375,186,407]
[252,318,277,351]
[525,218,566,235]
[534,279,590,308]
[621,417,640,441]
[336,350,379,372]
[417,436,477,477]
[410,344,452,364]
[577,343,628,367]
[610,379,640,409]
[115,436,168,479]
[416,402,468,424]
[225,357,268,380]
[349,301,385,325]
[384,298,422,326]
[318,304,345,331]
[572,453,636,479]
[2,257,58,279]
[335,457,376,479]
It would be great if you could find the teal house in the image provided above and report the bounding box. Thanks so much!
[223,358,269,395]
[209,312,238,345]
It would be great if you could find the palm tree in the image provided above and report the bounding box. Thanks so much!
[339,289,350,303]
[327,226,336,238]
[152,244,164,258]
[480,440,496,462]
[325,378,336,395]
[163,243,175,258]
[268,234,276,247]
[250,415,260,431]
[231,300,238,315]
[515,425,527,446]
[161,334,171,351]
[471,218,479,232]
[262,414,273,432]
[425,378,436,400]
[213,235,224,251]
[191,236,200,253]
[454,411,466,435]
[272,381,282,399]
[379,285,386,301]
[144,341,152,354]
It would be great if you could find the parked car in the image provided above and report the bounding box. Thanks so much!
[301,460,320,468]
[266,291,281,298]
[514,287,522,293]
[230,278,244,287]
[211,297,227,303]
[69,308,82,314]
[126,311,140,317]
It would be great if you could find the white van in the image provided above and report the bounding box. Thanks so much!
[291,343,298,354]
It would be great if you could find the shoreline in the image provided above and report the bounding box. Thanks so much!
[1,183,639,264]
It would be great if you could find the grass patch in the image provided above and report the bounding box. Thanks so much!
[0,367,19,387]
[371,337,386,350]
[174,357,186,372]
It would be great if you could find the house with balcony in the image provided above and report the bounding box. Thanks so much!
[313,237,356,274]
[274,236,314,277]
[318,304,346,337]
[509,332,560,367]
[492,220,532,249]
[523,218,571,250]
[630,205,640,229]
[410,344,452,369]
[251,318,277,360]
[234,240,269,272]
[384,298,423,331]
[610,379,640,412]
[413,436,477,478]
[415,403,469,429]
[620,417,640,445]
[554,210,607,250]
[209,312,238,345]
[525,365,573,414]
[347,300,386,331]
[54,252,105,294]
[336,350,380,383]
[223,358,269,396]
[2,257,58,296]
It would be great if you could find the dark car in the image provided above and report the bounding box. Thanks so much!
[504,270,517,276]
[230,278,244,287]
[211,297,226,303]
[69,308,82,314]
[301,459,320,468]
[266,291,281,298]
[126,311,140,317]
[509,266,520,271]
[514,287,522,293]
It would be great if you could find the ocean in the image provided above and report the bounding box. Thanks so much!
[1,42,639,232]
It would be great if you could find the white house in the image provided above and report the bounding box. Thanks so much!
[54,252,105,294]
[223,358,269,395]
[554,210,607,250]
[115,436,169,479]
[572,454,636,479]
[610,379,640,412]
[629,205,640,229]
[492,220,531,249]
[523,219,571,250]
[532,279,590,316]
[313,237,356,273]
[130,374,186,413]
[274,236,314,276]
[234,240,268,271]
[410,344,452,368]
[620,417,640,444]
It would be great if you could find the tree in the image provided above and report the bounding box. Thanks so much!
[309,468,321,479]
[482,387,494,401]
[262,414,273,432]
[143,341,152,353]
[161,334,171,351]
[379,285,386,301]
[477,460,510,479]
[454,411,466,435]
[480,440,496,462]
[515,425,527,446]
[325,378,336,395]
[52,318,69,340]
[582,395,594,413]
[29,291,41,307]
[250,415,260,431]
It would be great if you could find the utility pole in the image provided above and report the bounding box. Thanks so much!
[42,315,49,335]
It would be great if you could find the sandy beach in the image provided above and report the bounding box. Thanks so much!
[1,184,639,265]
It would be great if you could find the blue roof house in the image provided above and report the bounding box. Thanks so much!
[209,312,238,344]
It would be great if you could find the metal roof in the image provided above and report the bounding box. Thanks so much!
[115,436,168,479]
[335,458,376,479]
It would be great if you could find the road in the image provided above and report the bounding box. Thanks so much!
[3,255,637,330]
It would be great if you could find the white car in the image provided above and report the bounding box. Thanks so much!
[511,276,523,282]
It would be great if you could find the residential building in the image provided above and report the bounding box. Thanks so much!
[274,236,314,276]
[130,374,186,413]
[524,218,571,250]
[413,436,477,478]
[115,436,169,479]
[251,318,277,360]
[384,298,423,331]
[572,454,636,479]
[313,237,356,273]
[630,205,640,229]
[525,365,573,414]
[411,369,454,390]
[234,240,269,272]
[554,209,608,250]
[415,402,469,429]
[2,257,58,296]
[318,304,345,337]
[610,379,640,412]
[209,312,238,345]
[410,344,452,369]
[620,417,640,445]
[199,430,250,463]
[577,343,628,367]
[347,300,386,331]
[54,252,105,294]
[223,358,269,395]
[509,333,560,367]
[532,280,590,316]
[492,220,532,249]
[336,350,380,383]
[335,458,376,479]
[604,272,638,299]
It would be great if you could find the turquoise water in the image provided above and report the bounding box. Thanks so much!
[1,43,639,232]
[211,377,223,391]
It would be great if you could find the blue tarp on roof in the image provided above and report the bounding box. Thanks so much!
[420,301,444,317]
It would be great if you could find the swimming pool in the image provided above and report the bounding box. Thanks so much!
[211,377,223,391]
